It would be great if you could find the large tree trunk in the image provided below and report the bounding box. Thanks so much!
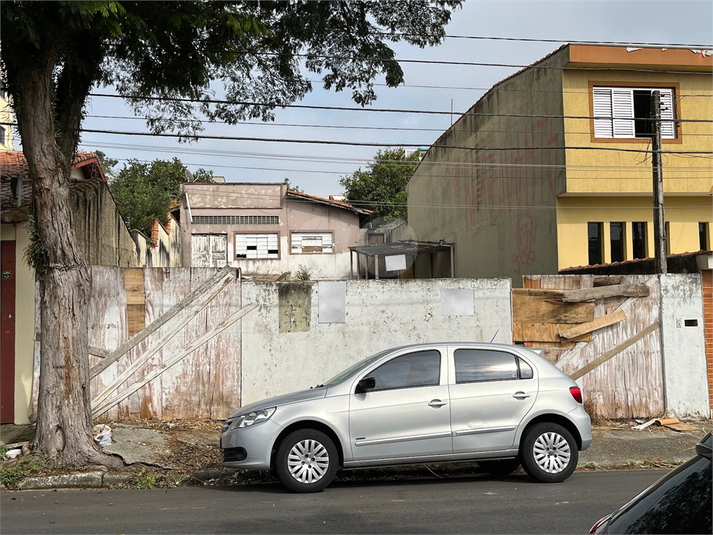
[15,51,121,468]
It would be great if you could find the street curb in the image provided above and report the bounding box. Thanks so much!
[16,472,131,491]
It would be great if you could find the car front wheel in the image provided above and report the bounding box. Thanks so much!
[275,429,338,493]
[520,423,578,483]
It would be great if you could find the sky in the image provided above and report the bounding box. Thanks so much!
[74,0,713,199]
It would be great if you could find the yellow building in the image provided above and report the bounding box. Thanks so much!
[0,80,15,151]
[405,44,712,284]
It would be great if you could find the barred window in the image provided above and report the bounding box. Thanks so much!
[193,215,279,225]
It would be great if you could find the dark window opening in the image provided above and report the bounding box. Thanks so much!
[700,223,709,251]
[610,222,625,263]
[632,222,647,259]
[633,90,654,138]
[665,221,671,255]
[588,222,603,266]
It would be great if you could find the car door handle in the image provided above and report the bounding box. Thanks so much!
[428,399,447,408]
[512,391,531,400]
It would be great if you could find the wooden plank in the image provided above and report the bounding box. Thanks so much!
[559,309,627,340]
[90,271,237,407]
[90,266,234,378]
[512,290,595,324]
[93,303,257,419]
[569,321,659,380]
[594,276,623,287]
[88,347,110,359]
[562,283,650,303]
[127,304,145,337]
[123,268,145,305]
[513,322,591,343]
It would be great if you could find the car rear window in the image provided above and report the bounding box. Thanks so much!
[454,349,519,383]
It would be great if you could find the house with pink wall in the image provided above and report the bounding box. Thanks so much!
[179,182,370,279]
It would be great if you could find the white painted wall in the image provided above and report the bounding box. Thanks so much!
[240,278,512,406]
[660,274,711,418]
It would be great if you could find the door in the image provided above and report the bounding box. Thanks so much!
[1,240,16,423]
[448,347,536,453]
[349,349,452,461]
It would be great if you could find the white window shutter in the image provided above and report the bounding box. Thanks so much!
[658,89,675,139]
[611,89,635,138]
[593,88,613,138]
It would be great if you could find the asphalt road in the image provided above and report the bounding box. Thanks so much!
[1,470,666,534]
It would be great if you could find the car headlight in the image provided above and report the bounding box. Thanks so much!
[226,407,276,431]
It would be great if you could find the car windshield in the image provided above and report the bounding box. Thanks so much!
[322,348,394,386]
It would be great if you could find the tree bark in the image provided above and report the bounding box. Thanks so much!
[13,48,121,469]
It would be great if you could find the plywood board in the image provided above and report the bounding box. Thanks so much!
[559,309,627,339]
[512,289,595,324]
[513,322,591,343]
[127,304,145,338]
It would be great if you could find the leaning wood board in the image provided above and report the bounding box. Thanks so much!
[512,289,595,324]
[512,322,591,343]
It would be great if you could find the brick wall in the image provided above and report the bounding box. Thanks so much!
[703,270,713,410]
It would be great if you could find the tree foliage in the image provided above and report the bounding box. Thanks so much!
[0,0,461,466]
[340,148,421,221]
[94,150,118,179]
[110,158,197,234]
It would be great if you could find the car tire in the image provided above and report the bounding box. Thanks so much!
[520,423,578,483]
[478,459,521,476]
[275,429,338,493]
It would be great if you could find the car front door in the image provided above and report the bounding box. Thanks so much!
[349,348,452,462]
[448,347,537,453]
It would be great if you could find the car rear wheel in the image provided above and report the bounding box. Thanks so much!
[520,423,577,483]
[275,429,338,493]
[478,459,521,476]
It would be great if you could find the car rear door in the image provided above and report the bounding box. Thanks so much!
[348,347,452,462]
[448,346,537,453]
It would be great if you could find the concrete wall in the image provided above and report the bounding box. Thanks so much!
[240,278,512,406]
[660,274,710,418]
[406,48,567,286]
[70,174,139,267]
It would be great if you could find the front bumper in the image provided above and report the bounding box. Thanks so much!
[220,420,280,470]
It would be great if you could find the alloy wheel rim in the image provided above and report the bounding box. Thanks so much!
[532,431,571,473]
[287,439,330,484]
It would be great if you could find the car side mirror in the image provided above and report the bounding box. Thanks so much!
[356,376,376,394]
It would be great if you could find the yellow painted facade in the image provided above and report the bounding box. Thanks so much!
[558,46,713,269]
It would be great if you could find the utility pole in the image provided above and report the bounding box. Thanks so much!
[651,90,667,274]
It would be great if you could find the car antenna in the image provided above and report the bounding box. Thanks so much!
[489,330,499,343]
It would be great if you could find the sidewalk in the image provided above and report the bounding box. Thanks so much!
[2,419,711,491]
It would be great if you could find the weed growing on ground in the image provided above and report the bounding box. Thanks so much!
[133,468,157,489]
[1,465,23,486]
[584,462,598,470]
[166,473,189,487]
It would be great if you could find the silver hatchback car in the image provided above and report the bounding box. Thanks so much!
[221,342,592,492]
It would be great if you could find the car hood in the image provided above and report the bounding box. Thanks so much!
[227,387,328,419]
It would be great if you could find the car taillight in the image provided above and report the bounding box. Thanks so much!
[590,514,611,534]
[569,386,582,403]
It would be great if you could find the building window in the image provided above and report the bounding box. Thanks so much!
[235,233,279,259]
[593,87,675,139]
[632,222,648,259]
[0,126,6,147]
[291,232,334,254]
[588,222,603,265]
[700,222,710,251]
[610,222,625,263]
[193,215,278,225]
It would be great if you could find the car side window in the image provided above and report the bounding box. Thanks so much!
[454,349,521,384]
[368,350,441,391]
